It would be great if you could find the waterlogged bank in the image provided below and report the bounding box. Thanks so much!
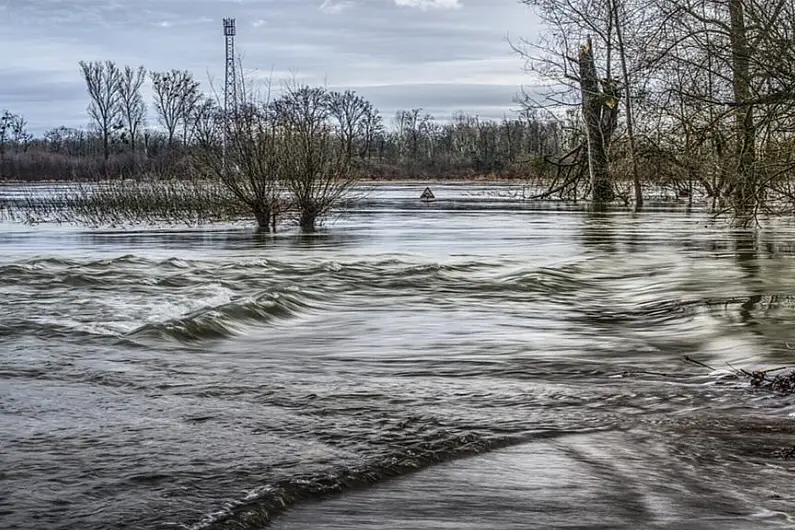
[1,185,795,529]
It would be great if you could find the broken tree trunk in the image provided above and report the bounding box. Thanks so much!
[579,36,615,204]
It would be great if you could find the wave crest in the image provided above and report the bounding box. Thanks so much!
[128,290,318,342]
[189,431,523,530]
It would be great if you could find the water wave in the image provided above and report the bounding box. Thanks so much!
[128,290,321,342]
[190,431,519,530]
[189,420,616,530]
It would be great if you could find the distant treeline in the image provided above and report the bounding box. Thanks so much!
[0,63,565,183]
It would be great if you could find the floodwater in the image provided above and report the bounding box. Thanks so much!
[1,184,795,530]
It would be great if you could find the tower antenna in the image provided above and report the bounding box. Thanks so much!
[222,18,237,117]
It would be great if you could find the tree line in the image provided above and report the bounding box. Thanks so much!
[8,0,795,222]
[517,0,795,219]
[0,59,565,232]
[0,59,563,184]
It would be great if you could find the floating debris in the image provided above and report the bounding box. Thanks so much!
[748,369,795,393]
[684,356,795,394]
[773,446,795,460]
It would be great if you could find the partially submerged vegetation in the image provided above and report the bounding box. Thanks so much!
[2,74,362,231]
[516,0,795,222]
[193,80,360,232]
[4,0,795,228]
[1,177,245,226]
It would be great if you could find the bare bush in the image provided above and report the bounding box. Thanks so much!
[273,85,359,232]
[192,82,286,232]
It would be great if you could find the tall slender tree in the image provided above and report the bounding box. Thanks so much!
[79,60,122,161]
[117,65,147,154]
[151,69,201,147]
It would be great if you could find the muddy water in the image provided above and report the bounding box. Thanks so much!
[1,184,795,529]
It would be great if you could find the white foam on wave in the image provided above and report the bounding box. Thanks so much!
[109,282,237,334]
[32,281,239,337]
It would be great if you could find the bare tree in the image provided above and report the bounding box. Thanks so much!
[609,0,642,208]
[9,114,32,153]
[0,110,14,174]
[395,108,434,162]
[192,69,288,232]
[0,110,30,158]
[359,106,383,160]
[180,87,203,146]
[151,69,201,147]
[513,0,668,204]
[637,0,795,219]
[727,0,755,211]
[329,90,372,161]
[579,37,617,203]
[193,101,283,231]
[79,60,122,161]
[272,85,358,232]
[117,65,147,154]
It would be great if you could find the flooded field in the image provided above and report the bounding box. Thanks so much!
[2,184,794,529]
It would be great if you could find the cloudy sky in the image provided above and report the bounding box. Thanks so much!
[0,0,543,135]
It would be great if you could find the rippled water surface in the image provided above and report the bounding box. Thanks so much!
[2,184,795,529]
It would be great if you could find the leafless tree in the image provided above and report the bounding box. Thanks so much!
[272,85,359,232]
[515,0,694,206]
[151,69,201,147]
[79,60,122,161]
[180,88,203,146]
[638,0,795,219]
[9,114,32,153]
[329,90,372,162]
[193,98,284,230]
[116,65,147,154]
[0,110,14,173]
[359,106,383,160]
[609,0,642,208]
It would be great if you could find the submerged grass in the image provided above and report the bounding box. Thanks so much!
[1,177,249,226]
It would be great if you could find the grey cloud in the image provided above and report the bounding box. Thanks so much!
[0,0,543,134]
[341,83,520,117]
[337,82,549,125]
[393,0,462,10]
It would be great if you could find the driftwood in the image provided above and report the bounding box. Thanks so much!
[684,355,795,394]
[683,356,795,460]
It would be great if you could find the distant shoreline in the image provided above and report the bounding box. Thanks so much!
[1,177,530,187]
[358,177,527,186]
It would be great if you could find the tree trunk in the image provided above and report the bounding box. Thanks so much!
[299,206,318,233]
[103,130,110,161]
[728,0,756,212]
[610,0,643,210]
[579,36,614,204]
[252,204,271,232]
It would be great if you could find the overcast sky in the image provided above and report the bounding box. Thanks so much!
[0,0,543,134]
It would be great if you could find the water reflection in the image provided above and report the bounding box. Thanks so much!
[733,230,759,279]
[580,210,616,253]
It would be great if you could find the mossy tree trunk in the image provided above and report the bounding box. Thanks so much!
[579,36,615,204]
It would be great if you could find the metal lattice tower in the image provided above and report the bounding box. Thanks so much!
[223,18,237,117]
